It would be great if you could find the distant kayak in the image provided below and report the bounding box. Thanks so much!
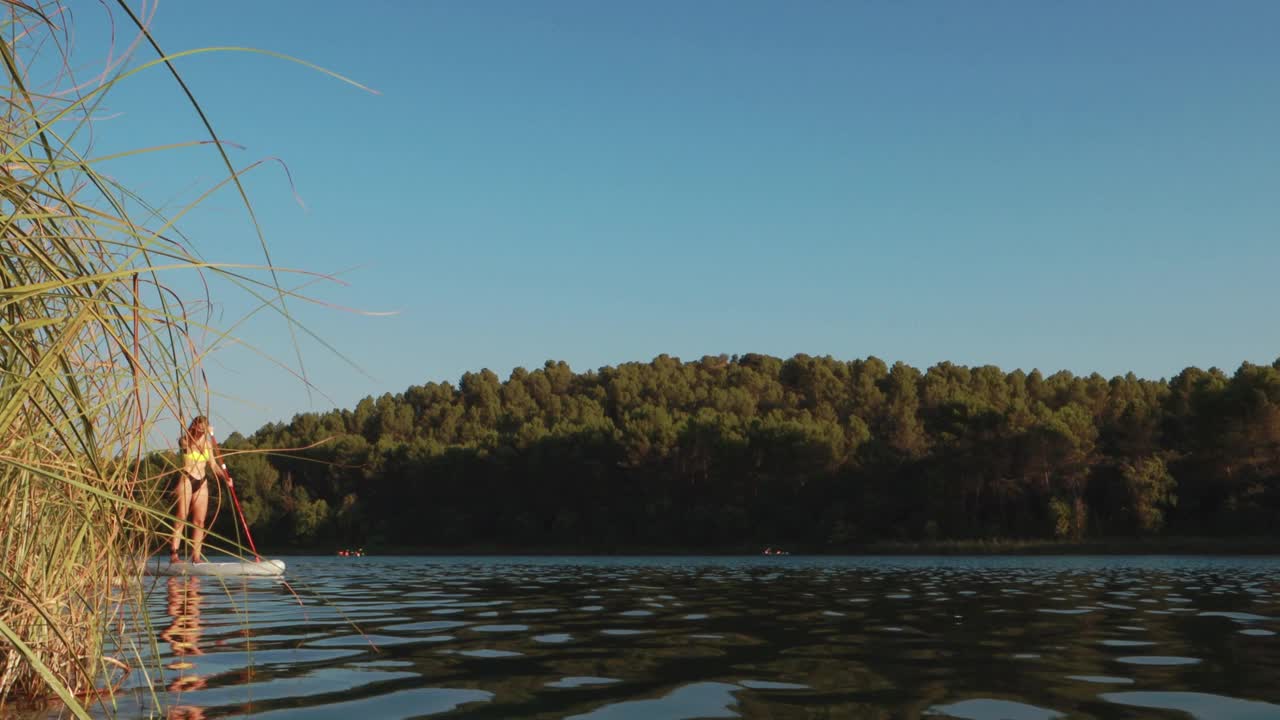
[142,557,286,577]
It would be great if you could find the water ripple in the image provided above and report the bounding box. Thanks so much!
[1101,691,1280,720]
[926,698,1063,719]
[565,681,741,719]
[122,555,1280,719]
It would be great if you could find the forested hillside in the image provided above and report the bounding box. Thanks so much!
[182,354,1280,550]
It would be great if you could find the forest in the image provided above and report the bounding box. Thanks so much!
[167,354,1280,551]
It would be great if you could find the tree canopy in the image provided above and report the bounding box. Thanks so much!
[192,354,1280,550]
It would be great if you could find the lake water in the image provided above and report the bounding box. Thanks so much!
[109,555,1280,719]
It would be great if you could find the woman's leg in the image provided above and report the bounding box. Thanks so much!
[170,476,192,561]
[190,480,209,563]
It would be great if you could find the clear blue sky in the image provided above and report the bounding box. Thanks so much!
[72,1,1279,436]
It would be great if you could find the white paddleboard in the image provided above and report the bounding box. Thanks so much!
[142,557,286,577]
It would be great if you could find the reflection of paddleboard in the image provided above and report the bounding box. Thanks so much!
[142,558,285,577]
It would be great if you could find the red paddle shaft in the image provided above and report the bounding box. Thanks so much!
[225,474,260,561]
[211,434,261,561]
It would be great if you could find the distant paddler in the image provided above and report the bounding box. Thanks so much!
[170,415,226,564]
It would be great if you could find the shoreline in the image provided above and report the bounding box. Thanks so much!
[288,536,1279,557]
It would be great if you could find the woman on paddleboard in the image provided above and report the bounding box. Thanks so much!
[171,416,224,563]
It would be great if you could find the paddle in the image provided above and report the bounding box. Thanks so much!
[209,430,261,562]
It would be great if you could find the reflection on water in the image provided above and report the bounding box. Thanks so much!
[159,577,206,719]
[108,556,1280,719]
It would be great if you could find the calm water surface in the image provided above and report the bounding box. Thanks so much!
[111,556,1280,719]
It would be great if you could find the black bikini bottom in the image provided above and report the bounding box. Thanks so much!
[180,473,207,493]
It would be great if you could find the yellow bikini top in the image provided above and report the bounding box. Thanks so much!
[183,432,212,464]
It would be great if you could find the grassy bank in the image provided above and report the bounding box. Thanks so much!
[0,4,363,715]
[0,3,168,707]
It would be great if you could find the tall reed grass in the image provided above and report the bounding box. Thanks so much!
[0,2,369,715]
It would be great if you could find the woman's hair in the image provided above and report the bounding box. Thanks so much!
[180,416,208,453]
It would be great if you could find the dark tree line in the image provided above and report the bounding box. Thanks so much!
[183,354,1280,549]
